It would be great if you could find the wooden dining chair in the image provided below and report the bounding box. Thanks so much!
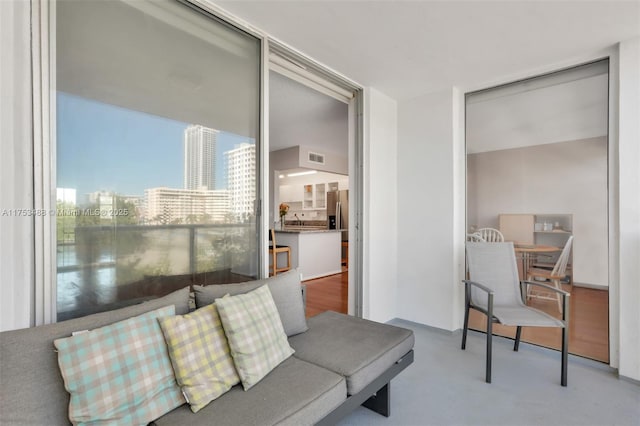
[527,236,574,312]
[268,229,291,276]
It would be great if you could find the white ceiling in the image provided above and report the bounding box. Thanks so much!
[466,72,609,153]
[269,71,348,155]
[58,0,260,138]
[217,1,640,100]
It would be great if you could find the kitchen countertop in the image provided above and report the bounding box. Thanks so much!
[275,228,346,234]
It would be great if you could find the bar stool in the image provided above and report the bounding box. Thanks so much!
[269,229,291,276]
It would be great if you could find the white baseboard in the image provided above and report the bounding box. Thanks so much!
[573,282,608,290]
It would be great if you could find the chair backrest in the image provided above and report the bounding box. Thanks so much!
[466,242,523,308]
[466,232,485,242]
[476,228,504,242]
[551,236,574,277]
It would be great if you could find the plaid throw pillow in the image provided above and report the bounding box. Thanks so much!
[53,305,185,425]
[215,285,295,390]
[158,304,240,412]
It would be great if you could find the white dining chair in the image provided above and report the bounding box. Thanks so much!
[476,227,504,242]
[466,232,485,242]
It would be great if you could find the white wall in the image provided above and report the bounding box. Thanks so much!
[0,0,34,331]
[616,37,640,382]
[466,72,608,154]
[396,88,464,330]
[362,88,398,323]
[467,137,609,287]
[392,44,639,380]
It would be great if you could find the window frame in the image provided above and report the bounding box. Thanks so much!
[33,0,365,324]
[36,0,268,324]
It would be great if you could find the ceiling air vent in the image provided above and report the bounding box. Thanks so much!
[308,152,325,165]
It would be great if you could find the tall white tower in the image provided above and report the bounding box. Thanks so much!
[183,125,218,190]
[225,143,256,220]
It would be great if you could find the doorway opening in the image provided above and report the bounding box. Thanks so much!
[267,43,363,317]
[465,59,610,362]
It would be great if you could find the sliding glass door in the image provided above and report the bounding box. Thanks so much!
[55,0,261,320]
[465,60,610,362]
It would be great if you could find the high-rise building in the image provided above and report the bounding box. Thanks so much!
[183,125,218,190]
[225,143,256,221]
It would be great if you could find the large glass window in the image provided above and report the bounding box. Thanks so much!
[56,0,261,320]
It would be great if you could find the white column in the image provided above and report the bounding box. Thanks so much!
[617,37,640,381]
[0,0,35,331]
[362,88,398,323]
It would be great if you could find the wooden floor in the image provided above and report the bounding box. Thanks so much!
[304,273,609,363]
[303,270,348,318]
[468,284,610,362]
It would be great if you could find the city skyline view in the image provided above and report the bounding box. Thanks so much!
[57,92,253,200]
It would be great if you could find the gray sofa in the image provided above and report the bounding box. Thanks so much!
[0,270,414,425]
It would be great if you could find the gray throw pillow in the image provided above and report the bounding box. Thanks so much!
[194,269,308,336]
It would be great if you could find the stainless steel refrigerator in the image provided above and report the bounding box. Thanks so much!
[326,190,348,242]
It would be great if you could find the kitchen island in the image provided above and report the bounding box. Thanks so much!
[274,229,343,280]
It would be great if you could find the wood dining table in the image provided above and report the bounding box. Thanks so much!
[513,243,561,279]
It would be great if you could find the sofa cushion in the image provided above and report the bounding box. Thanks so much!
[0,286,190,426]
[54,305,184,424]
[194,269,307,336]
[158,304,240,412]
[288,311,415,395]
[153,356,346,426]
[215,285,295,390]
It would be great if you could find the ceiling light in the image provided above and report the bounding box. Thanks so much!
[279,174,285,179]
[287,170,317,178]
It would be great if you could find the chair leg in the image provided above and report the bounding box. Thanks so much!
[514,326,522,352]
[561,325,568,386]
[553,279,562,313]
[461,305,470,350]
[561,293,569,387]
[486,315,493,384]
[272,250,277,276]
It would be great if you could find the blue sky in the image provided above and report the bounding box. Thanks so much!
[56,92,252,200]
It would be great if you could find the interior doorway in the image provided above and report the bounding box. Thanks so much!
[465,59,610,362]
[267,45,362,317]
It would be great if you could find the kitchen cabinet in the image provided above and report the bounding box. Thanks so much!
[279,184,303,204]
[275,229,342,280]
[303,183,326,209]
[279,180,344,209]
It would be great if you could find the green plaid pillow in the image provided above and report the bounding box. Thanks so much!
[215,285,295,390]
[158,304,239,412]
[53,305,185,425]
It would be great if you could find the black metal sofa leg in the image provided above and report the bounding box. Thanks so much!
[362,383,390,417]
